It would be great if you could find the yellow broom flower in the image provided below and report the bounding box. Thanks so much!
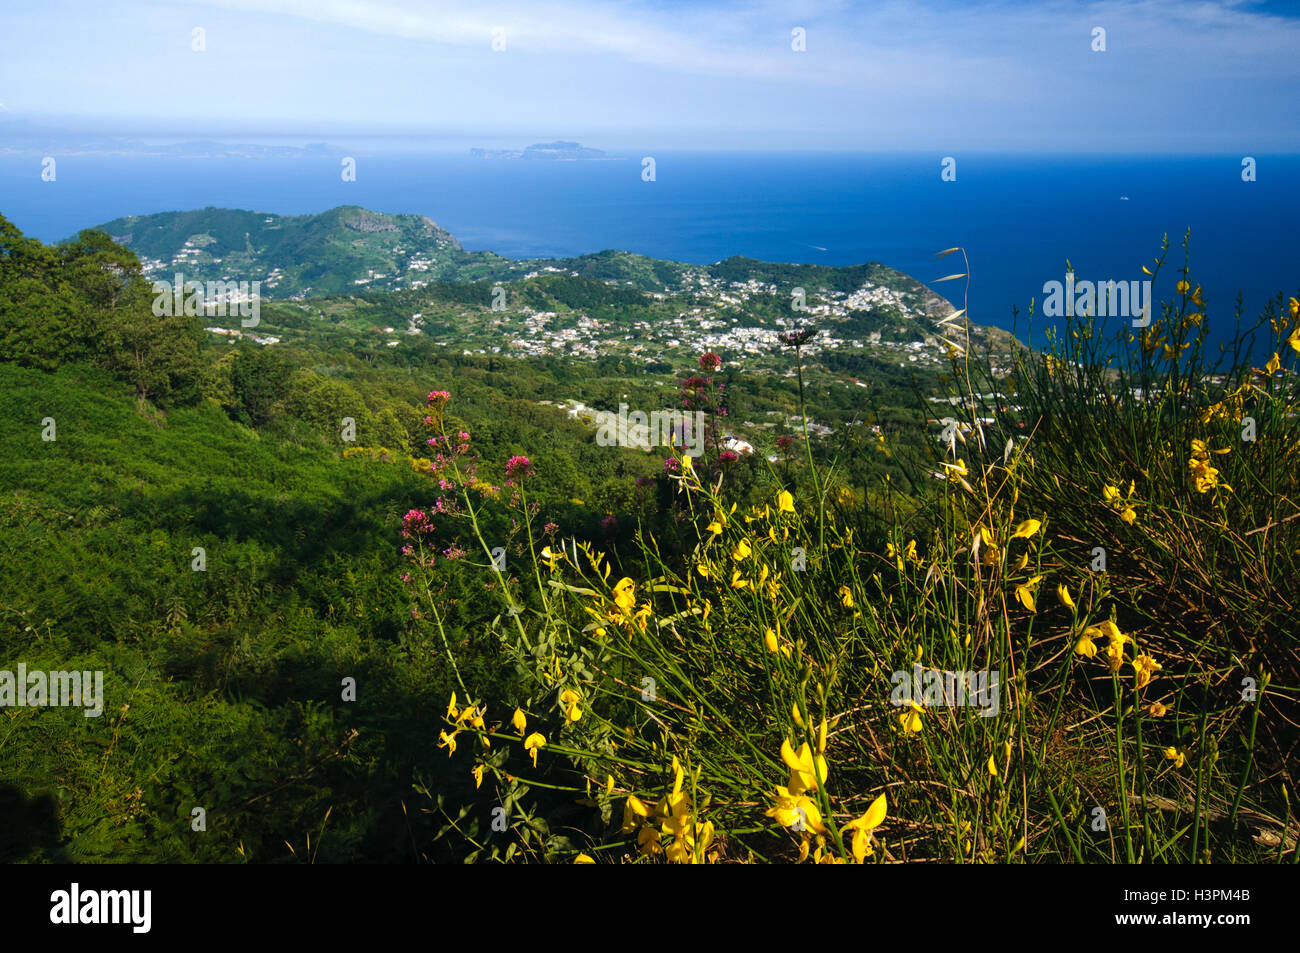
[781,738,828,795]
[559,688,583,725]
[1131,654,1161,690]
[612,577,636,614]
[898,700,924,733]
[1012,518,1041,539]
[841,793,888,862]
[523,732,546,767]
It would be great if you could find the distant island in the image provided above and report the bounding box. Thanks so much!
[470,140,625,161]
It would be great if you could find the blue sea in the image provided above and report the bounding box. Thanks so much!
[2,150,1297,355]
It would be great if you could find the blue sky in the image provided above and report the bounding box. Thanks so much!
[2,0,1299,151]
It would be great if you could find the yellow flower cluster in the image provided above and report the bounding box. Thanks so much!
[887,538,921,572]
[697,492,794,601]
[766,737,829,834]
[440,691,488,757]
[620,756,715,863]
[1073,619,1160,688]
[576,560,653,635]
[1102,481,1139,525]
[1188,439,1232,495]
[765,728,888,863]
[342,445,430,474]
[1199,382,1252,426]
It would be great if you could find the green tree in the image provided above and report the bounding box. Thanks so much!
[230,345,293,426]
[0,217,205,406]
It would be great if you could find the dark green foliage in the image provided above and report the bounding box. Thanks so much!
[0,215,204,406]
[229,346,292,426]
[0,362,475,861]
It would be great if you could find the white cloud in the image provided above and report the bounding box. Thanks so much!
[6,0,1300,148]
[191,0,1300,96]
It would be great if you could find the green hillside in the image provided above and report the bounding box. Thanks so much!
[0,361,452,861]
[99,205,467,297]
[3,210,1296,865]
[92,205,968,310]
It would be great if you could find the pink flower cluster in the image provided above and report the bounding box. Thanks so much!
[428,431,471,454]
[431,495,461,516]
[401,508,436,539]
[504,455,533,485]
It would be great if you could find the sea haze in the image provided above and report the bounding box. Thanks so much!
[1,150,1296,354]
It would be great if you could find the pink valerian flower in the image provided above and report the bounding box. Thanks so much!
[719,451,739,466]
[428,431,471,456]
[601,515,619,534]
[504,455,533,485]
[543,521,559,537]
[442,545,468,560]
[664,457,680,473]
[401,509,435,539]
[699,351,722,371]
[776,434,796,452]
[680,374,718,413]
[635,476,655,488]
[427,390,451,405]
[432,496,462,516]
[430,454,466,480]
